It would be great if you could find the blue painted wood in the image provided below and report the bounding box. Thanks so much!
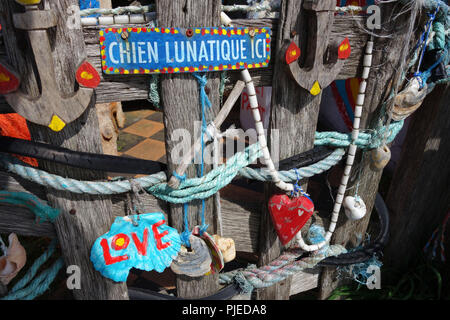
[99,27,272,75]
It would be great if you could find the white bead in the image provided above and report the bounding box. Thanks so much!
[129,14,145,24]
[81,17,97,26]
[98,16,114,25]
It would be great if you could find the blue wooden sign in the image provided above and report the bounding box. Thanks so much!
[99,27,271,75]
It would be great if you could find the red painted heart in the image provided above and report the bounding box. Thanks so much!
[268,194,314,245]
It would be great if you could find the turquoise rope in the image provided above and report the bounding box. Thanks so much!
[0,191,60,222]
[1,239,62,300]
[192,73,211,235]
[1,258,64,300]
[0,121,403,199]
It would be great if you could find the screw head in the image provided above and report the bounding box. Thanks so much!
[121,31,129,40]
[249,28,256,37]
[186,29,194,37]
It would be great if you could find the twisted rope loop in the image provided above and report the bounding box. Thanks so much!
[1,239,63,300]
[219,225,346,292]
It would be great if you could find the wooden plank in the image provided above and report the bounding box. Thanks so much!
[0,0,129,300]
[290,268,320,296]
[0,15,367,110]
[156,0,222,298]
[384,84,450,270]
[0,203,56,238]
[317,2,423,299]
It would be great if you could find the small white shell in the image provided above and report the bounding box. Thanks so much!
[0,234,27,286]
[213,235,236,263]
[170,235,212,278]
[343,196,367,221]
[370,145,391,172]
[389,76,427,121]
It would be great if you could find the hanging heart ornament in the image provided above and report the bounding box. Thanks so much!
[268,194,314,245]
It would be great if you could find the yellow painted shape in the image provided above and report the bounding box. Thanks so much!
[115,238,125,247]
[310,81,321,96]
[48,115,66,132]
[0,73,10,83]
[340,43,349,51]
[15,0,41,5]
[81,71,93,80]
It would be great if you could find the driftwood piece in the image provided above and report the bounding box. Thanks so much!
[168,80,245,189]
[318,2,423,299]
[4,4,93,130]
[0,0,128,300]
[95,0,125,157]
[156,0,222,299]
[287,0,346,95]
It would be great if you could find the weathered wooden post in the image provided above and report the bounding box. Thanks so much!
[258,0,350,300]
[318,2,422,299]
[156,0,222,298]
[384,84,449,271]
[0,0,128,299]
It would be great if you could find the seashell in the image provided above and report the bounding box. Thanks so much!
[213,235,236,263]
[389,77,427,121]
[343,196,367,221]
[370,145,391,172]
[170,235,212,278]
[90,212,181,283]
[0,234,27,286]
[192,227,224,273]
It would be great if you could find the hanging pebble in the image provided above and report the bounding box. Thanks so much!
[370,145,391,172]
[170,235,212,278]
[213,235,236,263]
[343,196,367,221]
[388,76,427,121]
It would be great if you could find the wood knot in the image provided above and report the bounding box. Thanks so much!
[69,209,76,215]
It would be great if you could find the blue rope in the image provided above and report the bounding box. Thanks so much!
[1,239,62,300]
[181,203,191,247]
[193,73,211,236]
[0,191,60,222]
